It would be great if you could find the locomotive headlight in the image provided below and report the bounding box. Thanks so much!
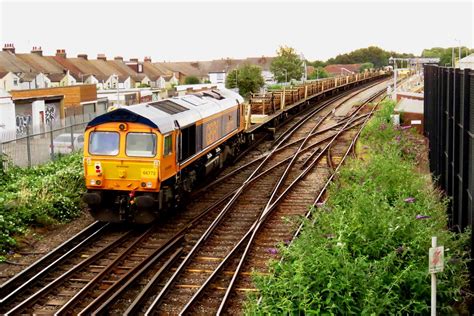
[90,179,96,185]
[119,123,128,131]
[146,182,152,188]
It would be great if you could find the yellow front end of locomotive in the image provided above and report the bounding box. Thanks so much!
[83,122,169,193]
[84,157,160,191]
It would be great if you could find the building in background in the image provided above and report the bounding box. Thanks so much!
[458,54,474,70]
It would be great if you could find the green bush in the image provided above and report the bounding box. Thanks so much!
[0,153,85,254]
[246,100,470,314]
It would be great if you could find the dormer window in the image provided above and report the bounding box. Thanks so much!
[138,64,143,73]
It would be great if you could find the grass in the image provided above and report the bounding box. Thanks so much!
[245,100,471,314]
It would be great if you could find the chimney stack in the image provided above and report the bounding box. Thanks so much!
[130,58,139,63]
[31,46,43,56]
[144,56,152,63]
[56,49,67,58]
[114,56,124,61]
[78,54,88,60]
[97,54,107,61]
[2,43,15,54]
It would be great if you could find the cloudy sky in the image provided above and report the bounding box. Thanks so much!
[0,0,473,62]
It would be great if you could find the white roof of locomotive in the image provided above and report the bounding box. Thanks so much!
[90,87,244,134]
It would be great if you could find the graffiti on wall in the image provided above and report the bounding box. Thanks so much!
[45,104,57,125]
[16,114,32,136]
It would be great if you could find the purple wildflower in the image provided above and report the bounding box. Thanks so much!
[401,125,411,130]
[404,197,416,203]
[267,248,278,255]
[284,239,291,246]
[416,214,431,220]
[379,123,387,130]
[395,246,405,254]
[395,135,401,142]
[8,250,15,255]
[315,201,325,207]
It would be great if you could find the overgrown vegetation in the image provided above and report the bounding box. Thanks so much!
[0,153,85,256]
[246,100,470,314]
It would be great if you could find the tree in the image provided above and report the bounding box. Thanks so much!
[325,46,414,68]
[184,76,200,84]
[270,46,304,83]
[225,64,264,98]
[421,47,474,66]
[359,62,374,72]
[308,67,328,80]
[309,60,326,68]
[225,69,238,89]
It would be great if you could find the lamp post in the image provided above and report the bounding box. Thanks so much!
[300,52,307,82]
[455,38,462,62]
[389,57,397,100]
[113,74,120,106]
[282,69,288,85]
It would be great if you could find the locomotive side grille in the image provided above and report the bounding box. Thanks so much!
[149,100,189,114]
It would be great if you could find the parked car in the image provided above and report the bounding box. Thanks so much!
[50,133,84,154]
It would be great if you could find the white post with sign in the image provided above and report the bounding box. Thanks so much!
[429,236,444,316]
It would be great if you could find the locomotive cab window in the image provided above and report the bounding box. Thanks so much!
[89,131,120,156]
[126,132,157,157]
[163,134,173,156]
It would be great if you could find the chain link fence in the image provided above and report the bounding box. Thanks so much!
[0,113,99,169]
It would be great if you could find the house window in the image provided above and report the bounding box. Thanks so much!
[138,64,143,73]
[13,78,18,86]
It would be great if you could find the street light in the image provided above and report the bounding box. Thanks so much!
[389,56,397,100]
[300,52,307,82]
[455,38,462,62]
[113,74,120,106]
[282,69,288,84]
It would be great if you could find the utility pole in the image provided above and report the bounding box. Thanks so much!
[452,47,455,67]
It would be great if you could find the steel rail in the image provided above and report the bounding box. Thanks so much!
[56,226,159,314]
[80,236,184,315]
[193,90,379,197]
[5,229,135,315]
[215,88,387,314]
[1,222,108,309]
[179,85,387,315]
[122,248,183,316]
[0,221,104,301]
[143,78,381,315]
[255,94,387,308]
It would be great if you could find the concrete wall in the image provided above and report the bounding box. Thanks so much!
[0,95,16,138]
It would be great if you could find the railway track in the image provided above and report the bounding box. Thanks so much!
[1,78,388,315]
[175,88,387,315]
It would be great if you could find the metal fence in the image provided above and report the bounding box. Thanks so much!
[0,113,99,168]
[424,65,473,231]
